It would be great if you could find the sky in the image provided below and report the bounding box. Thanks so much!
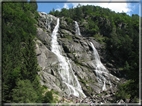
[37,0,141,16]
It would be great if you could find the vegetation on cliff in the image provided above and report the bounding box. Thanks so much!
[50,5,140,102]
[2,1,140,103]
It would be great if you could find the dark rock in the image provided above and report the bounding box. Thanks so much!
[62,44,70,53]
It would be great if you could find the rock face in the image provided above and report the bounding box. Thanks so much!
[35,12,121,102]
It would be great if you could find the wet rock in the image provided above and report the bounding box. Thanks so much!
[36,12,122,102]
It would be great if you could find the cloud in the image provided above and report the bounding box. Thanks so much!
[63,3,69,9]
[62,0,134,15]
[55,5,61,11]
[55,3,70,11]
[55,8,61,11]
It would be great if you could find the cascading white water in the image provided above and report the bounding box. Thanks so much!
[90,42,119,92]
[46,16,52,30]
[40,12,52,30]
[75,21,81,35]
[51,18,86,98]
[46,15,53,30]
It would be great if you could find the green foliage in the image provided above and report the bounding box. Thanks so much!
[29,0,38,13]
[11,66,21,81]
[12,80,38,103]
[2,1,44,103]
[42,85,48,89]
[43,91,53,103]
[115,80,138,101]
[65,17,73,25]
[123,61,130,72]
[93,34,105,44]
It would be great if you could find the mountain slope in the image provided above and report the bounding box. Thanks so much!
[2,1,139,104]
[35,6,138,100]
[49,5,139,102]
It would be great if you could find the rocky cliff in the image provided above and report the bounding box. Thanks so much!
[35,12,122,103]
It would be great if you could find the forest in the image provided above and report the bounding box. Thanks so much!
[2,0,141,104]
[2,0,54,103]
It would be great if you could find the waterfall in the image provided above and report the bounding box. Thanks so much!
[75,21,81,35]
[45,15,53,30]
[51,18,86,98]
[40,12,52,30]
[46,16,52,30]
[90,42,119,92]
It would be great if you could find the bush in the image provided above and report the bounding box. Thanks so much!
[65,17,73,24]
[43,91,53,103]
[115,80,134,100]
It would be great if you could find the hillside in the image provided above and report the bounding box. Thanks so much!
[2,1,140,105]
